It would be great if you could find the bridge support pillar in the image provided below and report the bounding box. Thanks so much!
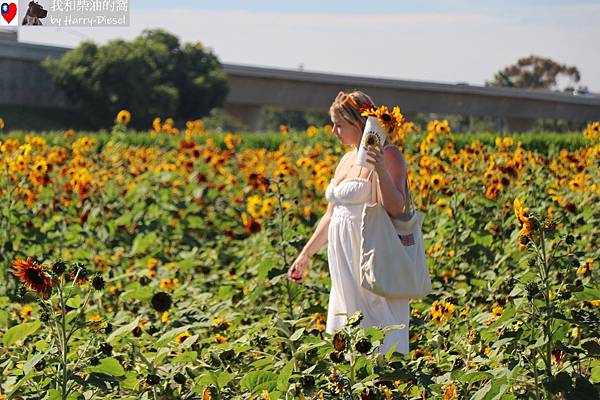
[505,117,536,133]
[224,103,262,131]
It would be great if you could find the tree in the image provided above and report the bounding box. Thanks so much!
[42,29,229,129]
[486,55,582,91]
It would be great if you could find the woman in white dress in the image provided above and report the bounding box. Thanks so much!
[287,90,412,355]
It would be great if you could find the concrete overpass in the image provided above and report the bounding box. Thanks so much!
[1,30,599,131]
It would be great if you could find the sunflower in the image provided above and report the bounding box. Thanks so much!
[115,110,131,125]
[176,331,191,344]
[20,305,33,320]
[12,257,55,299]
[430,174,444,190]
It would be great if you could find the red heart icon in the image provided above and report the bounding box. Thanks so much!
[1,3,17,24]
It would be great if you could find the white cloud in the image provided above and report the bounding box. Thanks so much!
[17,7,600,91]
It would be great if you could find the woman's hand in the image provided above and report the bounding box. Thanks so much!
[365,143,385,174]
[287,252,310,283]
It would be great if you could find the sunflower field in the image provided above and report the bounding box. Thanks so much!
[0,114,598,400]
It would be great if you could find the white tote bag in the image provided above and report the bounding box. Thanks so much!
[359,172,432,299]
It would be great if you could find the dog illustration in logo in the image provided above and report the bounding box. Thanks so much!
[22,1,47,25]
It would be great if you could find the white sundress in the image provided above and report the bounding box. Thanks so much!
[324,169,410,355]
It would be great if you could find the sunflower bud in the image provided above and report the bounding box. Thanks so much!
[151,292,172,312]
[173,373,186,385]
[360,387,377,400]
[355,338,372,354]
[146,374,160,385]
[52,260,67,276]
[565,234,575,245]
[329,351,345,363]
[91,275,105,290]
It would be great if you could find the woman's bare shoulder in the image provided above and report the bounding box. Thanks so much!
[382,144,406,165]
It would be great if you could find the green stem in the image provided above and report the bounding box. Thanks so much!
[59,282,69,400]
[275,180,295,321]
[539,226,553,379]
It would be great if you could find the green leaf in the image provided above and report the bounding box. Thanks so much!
[131,232,159,256]
[0,310,8,328]
[187,216,204,229]
[471,382,492,400]
[156,326,190,347]
[24,352,46,375]
[257,259,276,282]
[216,371,235,388]
[66,294,82,308]
[2,320,42,346]
[582,340,600,356]
[114,212,133,227]
[107,317,140,344]
[277,359,295,392]
[289,328,304,341]
[239,371,278,394]
[172,351,197,364]
[48,389,62,400]
[459,371,493,385]
[89,357,125,377]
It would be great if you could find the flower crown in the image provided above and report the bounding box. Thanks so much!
[360,104,405,138]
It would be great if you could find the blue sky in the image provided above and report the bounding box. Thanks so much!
[17,0,600,91]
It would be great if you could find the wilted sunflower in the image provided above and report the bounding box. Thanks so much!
[151,292,173,312]
[12,257,55,299]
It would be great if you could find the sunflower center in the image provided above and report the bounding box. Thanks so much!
[25,268,46,285]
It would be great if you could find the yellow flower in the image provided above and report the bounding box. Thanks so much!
[312,312,326,332]
[246,195,263,219]
[306,126,318,137]
[514,198,534,238]
[491,303,504,317]
[224,133,241,150]
[279,124,289,136]
[160,278,180,292]
[176,331,191,344]
[161,311,169,323]
[0,117,4,130]
[88,315,103,330]
[261,390,271,400]
[20,305,33,320]
[430,174,445,190]
[116,110,131,125]
[431,300,455,325]
[443,382,458,400]
[152,117,161,132]
[214,334,227,344]
[576,258,594,276]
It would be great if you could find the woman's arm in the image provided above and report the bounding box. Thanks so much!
[299,201,334,257]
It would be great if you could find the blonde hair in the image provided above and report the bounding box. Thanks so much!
[329,90,376,133]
